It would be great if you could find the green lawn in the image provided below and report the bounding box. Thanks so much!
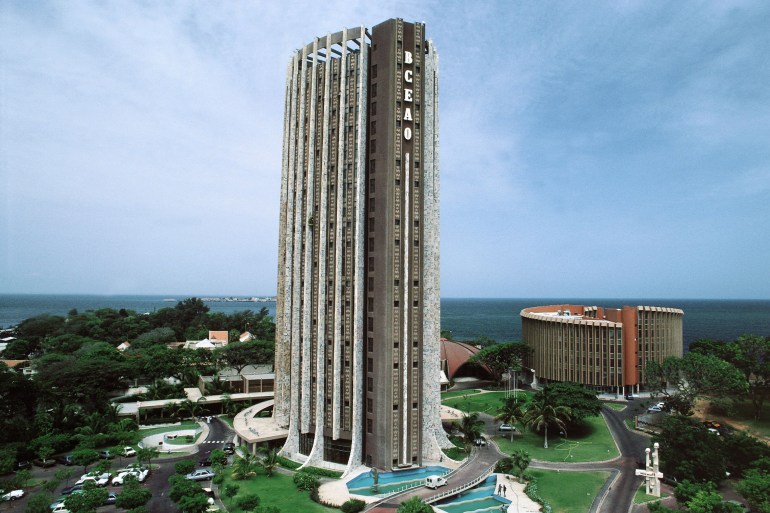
[442,391,533,415]
[528,469,609,513]
[441,389,484,400]
[220,469,337,513]
[495,415,619,462]
[138,421,198,438]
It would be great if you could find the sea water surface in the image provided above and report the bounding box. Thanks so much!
[1,295,768,349]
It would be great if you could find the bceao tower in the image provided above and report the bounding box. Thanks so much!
[274,18,450,472]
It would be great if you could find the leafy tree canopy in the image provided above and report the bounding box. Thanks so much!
[468,341,529,384]
[533,382,602,423]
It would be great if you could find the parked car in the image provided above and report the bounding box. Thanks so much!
[498,423,515,432]
[112,468,148,485]
[33,458,56,468]
[61,484,84,495]
[97,450,114,459]
[474,437,487,446]
[15,460,31,471]
[56,455,74,466]
[51,504,70,513]
[122,446,136,457]
[647,405,662,413]
[223,442,235,455]
[76,473,111,487]
[1,489,24,501]
[186,469,216,481]
[104,492,117,505]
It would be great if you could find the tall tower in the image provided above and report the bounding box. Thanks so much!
[274,19,449,472]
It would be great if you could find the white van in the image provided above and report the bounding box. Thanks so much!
[426,475,447,489]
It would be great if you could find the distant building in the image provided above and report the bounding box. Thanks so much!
[198,364,274,394]
[274,19,447,471]
[208,331,229,345]
[239,331,254,343]
[438,340,494,388]
[521,304,683,395]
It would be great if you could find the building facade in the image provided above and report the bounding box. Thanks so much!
[521,304,683,394]
[274,19,449,472]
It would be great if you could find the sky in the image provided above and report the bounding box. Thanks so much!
[1,1,769,299]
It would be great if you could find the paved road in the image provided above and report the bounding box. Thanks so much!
[145,417,234,513]
[529,400,652,513]
[368,397,655,513]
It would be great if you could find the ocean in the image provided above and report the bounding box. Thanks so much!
[1,294,768,349]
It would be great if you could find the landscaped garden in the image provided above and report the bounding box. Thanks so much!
[219,468,337,513]
[442,390,533,415]
[494,414,619,462]
[527,469,609,513]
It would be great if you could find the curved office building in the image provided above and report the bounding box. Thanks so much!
[521,304,683,394]
[274,19,450,473]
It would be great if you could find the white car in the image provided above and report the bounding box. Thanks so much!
[122,446,137,457]
[647,405,663,413]
[186,469,216,481]
[2,489,24,501]
[51,504,70,513]
[76,473,111,486]
[112,469,148,485]
[498,423,515,431]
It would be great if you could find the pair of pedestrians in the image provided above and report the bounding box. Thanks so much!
[496,483,507,495]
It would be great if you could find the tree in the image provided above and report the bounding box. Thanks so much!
[522,390,571,449]
[652,416,727,484]
[64,486,109,513]
[215,340,274,374]
[457,412,485,450]
[510,449,531,480]
[175,399,205,421]
[731,335,770,421]
[496,396,525,441]
[176,493,209,513]
[115,481,152,509]
[258,446,279,477]
[71,448,99,474]
[534,382,602,424]
[169,474,206,502]
[175,459,196,475]
[24,493,55,513]
[397,496,433,513]
[136,446,159,472]
[646,352,748,416]
[232,452,260,480]
[467,341,529,385]
[737,469,770,513]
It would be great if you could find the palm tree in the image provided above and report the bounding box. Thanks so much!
[458,412,485,450]
[231,452,260,480]
[510,449,531,480]
[258,447,279,477]
[175,398,205,421]
[496,396,525,442]
[522,398,571,449]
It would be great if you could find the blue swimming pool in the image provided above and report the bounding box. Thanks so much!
[435,476,511,513]
[347,465,450,496]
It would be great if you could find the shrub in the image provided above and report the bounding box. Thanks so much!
[292,472,320,491]
[223,482,239,499]
[275,455,301,470]
[236,493,261,510]
[174,459,196,475]
[341,498,366,513]
[300,466,343,478]
[495,457,514,473]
